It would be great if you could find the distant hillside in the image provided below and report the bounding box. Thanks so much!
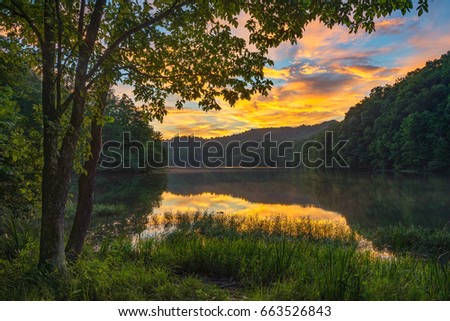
[329,51,450,171]
[209,120,336,144]
[167,120,337,167]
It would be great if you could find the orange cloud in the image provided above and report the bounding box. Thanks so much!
[263,66,290,80]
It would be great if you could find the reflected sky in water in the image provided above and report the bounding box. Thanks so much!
[154,191,347,223]
[92,168,450,240]
[158,168,450,229]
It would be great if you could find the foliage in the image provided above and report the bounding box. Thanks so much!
[0,44,42,218]
[330,52,450,171]
[1,213,448,300]
[101,94,166,171]
[364,225,450,258]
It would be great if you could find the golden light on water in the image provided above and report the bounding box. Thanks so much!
[140,192,394,259]
[152,192,347,222]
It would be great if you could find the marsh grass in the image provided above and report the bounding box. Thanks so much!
[363,225,450,258]
[154,212,357,244]
[0,213,448,300]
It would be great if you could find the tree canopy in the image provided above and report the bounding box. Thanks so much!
[331,52,450,171]
[0,0,430,117]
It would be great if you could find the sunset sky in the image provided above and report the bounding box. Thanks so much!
[115,1,450,139]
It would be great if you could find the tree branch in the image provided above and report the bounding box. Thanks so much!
[120,64,222,81]
[54,0,105,120]
[85,0,186,83]
[10,1,44,48]
[59,0,86,75]
[57,0,186,119]
[77,0,85,42]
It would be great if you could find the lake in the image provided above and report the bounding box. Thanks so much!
[91,169,450,238]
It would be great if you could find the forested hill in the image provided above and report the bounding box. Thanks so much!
[175,120,336,144]
[331,51,450,171]
[214,121,337,143]
[167,121,336,167]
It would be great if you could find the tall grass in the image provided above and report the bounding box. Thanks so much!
[0,210,33,259]
[364,225,450,258]
[0,213,448,300]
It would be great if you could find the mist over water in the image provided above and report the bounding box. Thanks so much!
[92,169,450,239]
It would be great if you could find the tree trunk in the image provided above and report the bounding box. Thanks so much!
[39,141,72,270]
[66,91,108,261]
[38,0,106,270]
[39,0,66,270]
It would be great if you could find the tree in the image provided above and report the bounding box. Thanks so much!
[101,94,165,170]
[0,43,42,219]
[0,0,429,270]
[329,52,450,171]
[66,92,165,260]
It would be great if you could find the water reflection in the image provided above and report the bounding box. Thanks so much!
[153,192,346,223]
[164,169,450,228]
[92,169,450,239]
[88,172,167,240]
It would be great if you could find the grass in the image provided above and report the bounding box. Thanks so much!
[363,225,450,258]
[0,213,448,300]
[0,210,36,260]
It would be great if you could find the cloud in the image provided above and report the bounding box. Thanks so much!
[374,17,408,34]
[148,4,450,138]
[283,73,359,96]
[152,107,250,139]
[263,66,290,80]
[398,27,450,72]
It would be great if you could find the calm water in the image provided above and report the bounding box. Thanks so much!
[92,169,450,237]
